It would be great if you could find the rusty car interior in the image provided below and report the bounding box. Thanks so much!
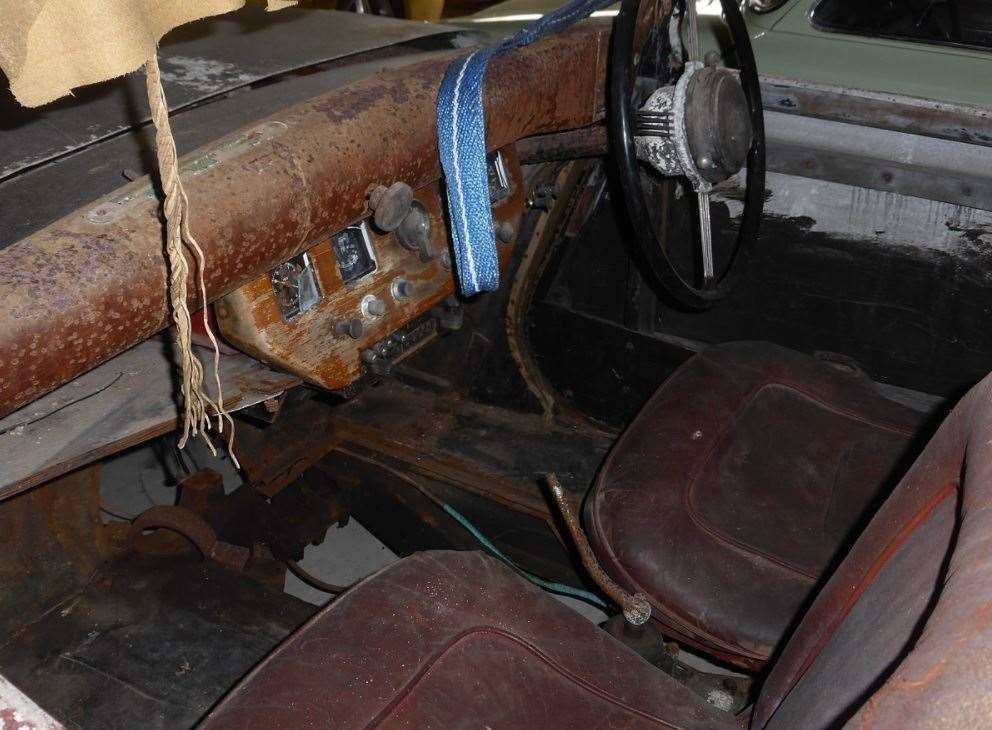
[1,0,992,727]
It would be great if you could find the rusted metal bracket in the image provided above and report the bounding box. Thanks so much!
[129,505,251,572]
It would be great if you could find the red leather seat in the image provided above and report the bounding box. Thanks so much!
[585,342,927,668]
[200,550,732,729]
[202,366,992,728]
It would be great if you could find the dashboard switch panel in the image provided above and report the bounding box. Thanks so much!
[361,294,387,319]
[216,145,524,394]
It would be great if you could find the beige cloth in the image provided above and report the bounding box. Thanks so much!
[0,0,295,108]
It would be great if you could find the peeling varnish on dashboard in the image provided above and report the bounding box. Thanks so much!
[216,147,526,390]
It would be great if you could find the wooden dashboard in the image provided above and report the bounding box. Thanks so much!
[215,147,524,392]
[0,24,610,419]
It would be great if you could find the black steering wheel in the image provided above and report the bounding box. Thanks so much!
[609,0,765,309]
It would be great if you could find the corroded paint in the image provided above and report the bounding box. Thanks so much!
[0,25,611,420]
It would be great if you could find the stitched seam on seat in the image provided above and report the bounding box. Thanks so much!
[762,479,958,727]
[588,353,919,661]
[758,382,917,438]
[684,382,918,579]
[366,626,693,729]
[701,350,920,437]
[681,384,820,580]
[586,355,774,662]
[586,492,768,663]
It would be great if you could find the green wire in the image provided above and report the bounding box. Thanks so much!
[442,502,609,610]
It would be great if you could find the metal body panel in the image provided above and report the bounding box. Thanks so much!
[0,6,463,182]
[0,25,611,422]
[743,0,992,108]
[761,76,992,148]
[765,110,992,211]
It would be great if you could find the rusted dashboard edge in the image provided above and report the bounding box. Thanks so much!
[0,24,610,420]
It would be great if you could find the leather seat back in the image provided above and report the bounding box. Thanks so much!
[754,375,992,728]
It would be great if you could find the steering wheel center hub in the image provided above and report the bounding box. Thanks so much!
[610,0,765,307]
[635,64,753,189]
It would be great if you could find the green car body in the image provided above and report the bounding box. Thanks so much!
[744,0,991,107]
[465,0,992,107]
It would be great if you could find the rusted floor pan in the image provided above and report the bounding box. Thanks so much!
[328,378,614,516]
[310,376,616,582]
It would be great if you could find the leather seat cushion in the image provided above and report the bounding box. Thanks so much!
[755,372,992,728]
[586,342,926,667]
[200,551,735,729]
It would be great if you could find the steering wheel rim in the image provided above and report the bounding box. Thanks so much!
[609,0,766,309]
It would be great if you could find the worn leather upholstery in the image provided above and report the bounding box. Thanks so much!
[203,370,992,728]
[585,342,926,668]
[755,372,992,728]
[200,550,734,729]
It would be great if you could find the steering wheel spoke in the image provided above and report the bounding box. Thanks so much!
[698,190,715,282]
[683,0,702,63]
[610,0,765,308]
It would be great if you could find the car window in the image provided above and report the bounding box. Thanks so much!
[810,0,992,51]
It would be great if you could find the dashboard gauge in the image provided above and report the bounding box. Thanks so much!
[332,221,377,283]
[487,151,510,202]
[270,251,321,321]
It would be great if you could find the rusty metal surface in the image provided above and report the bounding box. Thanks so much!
[760,75,992,148]
[233,397,342,498]
[517,125,608,163]
[0,339,299,503]
[128,505,250,572]
[0,24,611,422]
[324,377,613,520]
[0,464,107,649]
[547,473,651,624]
[505,160,602,425]
[0,51,457,252]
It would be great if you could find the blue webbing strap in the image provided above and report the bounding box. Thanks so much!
[436,0,615,296]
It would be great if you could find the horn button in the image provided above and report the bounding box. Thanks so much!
[634,64,753,187]
[685,68,752,183]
